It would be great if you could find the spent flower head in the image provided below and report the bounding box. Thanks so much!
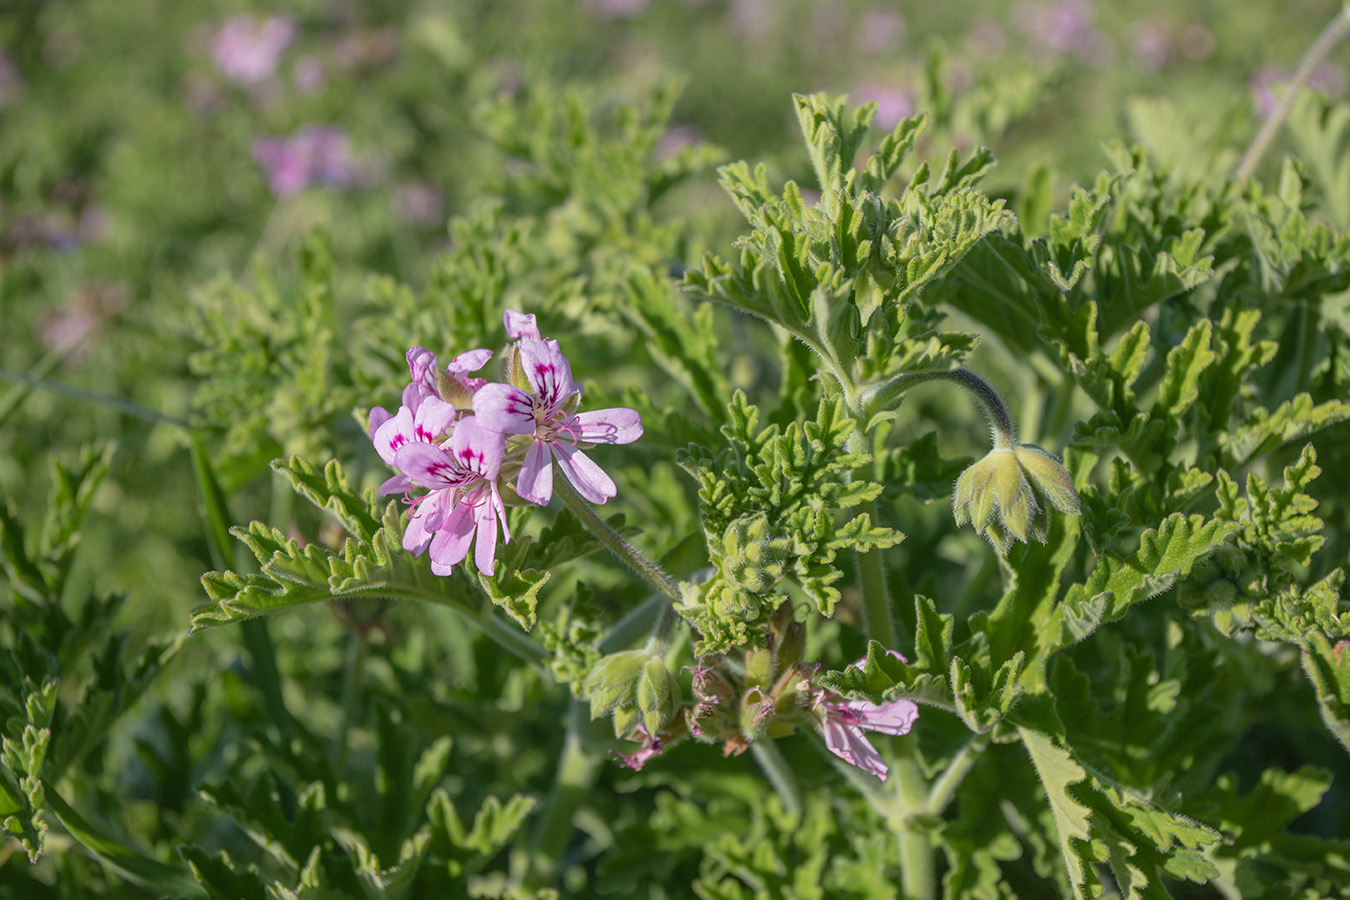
[952,442,1079,554]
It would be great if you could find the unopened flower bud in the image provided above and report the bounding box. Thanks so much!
[585,649,649,720]
[636,656,681,737]
[953,443,1079,554]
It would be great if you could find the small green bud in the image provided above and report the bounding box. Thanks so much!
[744,646,775,690]
[585,650,649,719]
[636,656,680,737]
[435,369,476,410]
[952,443,1079,554]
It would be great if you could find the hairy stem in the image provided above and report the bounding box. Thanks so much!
[846,426,897,648]
[519,701,600,890]
[864,368,1018,449]
[554,476,681,605]
[751,740,803,818]
[893,747,936,900]
[333,630,368,770]
[1236,6,1350,180]
[925,733,988,816]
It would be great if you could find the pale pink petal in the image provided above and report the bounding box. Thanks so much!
[553,443,616,504]
[403,500,438,555]
[517,339,576,410]
[569,408,643,444]
[447,416,504,478]
[504,308,540,341]
[414,396,457,441]
[472,495,500,575]
[395,442,468,490]
[472,383,538,435]
[449,348,493,374]
[516,440,554,505]
[428,506,476,575]
[373,407,417,465]
[846,698,919,736]
[406,346,438,382]
[823,719,889,780]
[368,406,394,440]
[379,473,412,496]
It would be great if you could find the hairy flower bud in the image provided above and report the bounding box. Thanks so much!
[585,649,681,739]
[953,443,1080,554]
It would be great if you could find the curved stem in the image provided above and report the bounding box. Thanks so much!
[751,740,802,819]
[864,368,1017,448]
[554,476,681,605]
[1236,7,1350,181]
[518,701,600,890]
[333,630,368,770]
[925,733,988,816]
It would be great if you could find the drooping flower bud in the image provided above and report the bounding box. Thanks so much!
[585,649,681,739]
[952,443,1080,554]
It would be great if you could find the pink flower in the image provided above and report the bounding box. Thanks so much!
[814,649,919,780]
[211,15,296,84]
[251,126,367,197]
[394,417,510,577]
[819,696,919,781]
[473,310,643,505]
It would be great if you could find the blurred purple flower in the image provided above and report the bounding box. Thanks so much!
[1251,63,1347,118]
[394,181,444,226]
[0,50,21,107]
[856,10,905,55]
[1013,0,1111,64]
[292,55,324,94]
[251,126,367,197]
[1129,20,1172,71]
[586,0,650,18]
[853,81,913,130]
[211,15,296,84]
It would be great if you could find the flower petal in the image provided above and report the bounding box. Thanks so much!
[368,406,394,440]
[472,494,500,575]
[569,407,643,444]
[504,308,541,341]
[406,346,438,382]
[823,719,888,780]
[373,406,417,465]
[429,507,476,576]
[449,348,493,375]
[472,383,538,435]
[553,443,616,504]
[395,442,467,489]
[846,698,919,736]
[414,396,457,442]
[517,339,575,410]
[516,440,554,506]
[448,416,505,479]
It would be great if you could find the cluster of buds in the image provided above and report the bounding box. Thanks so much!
[952,441,1080,554]
[369,310,642,577]
[684,603,919,780]
[585,646,686,770]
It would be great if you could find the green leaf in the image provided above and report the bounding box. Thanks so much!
[45,784,204,897]
[1153,318,1215,418]
[1302,631,1350,754]
[1063,514,1240,628]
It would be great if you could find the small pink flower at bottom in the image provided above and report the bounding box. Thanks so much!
[393,417,510,576]
[616,727,664,771]
[819,696,920,781]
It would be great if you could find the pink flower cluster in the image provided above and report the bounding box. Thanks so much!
[210,15,296,84]
[251,126,363,197]
[369,310,643,577]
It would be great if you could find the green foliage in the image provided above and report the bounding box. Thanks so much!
[677,393,901,654]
